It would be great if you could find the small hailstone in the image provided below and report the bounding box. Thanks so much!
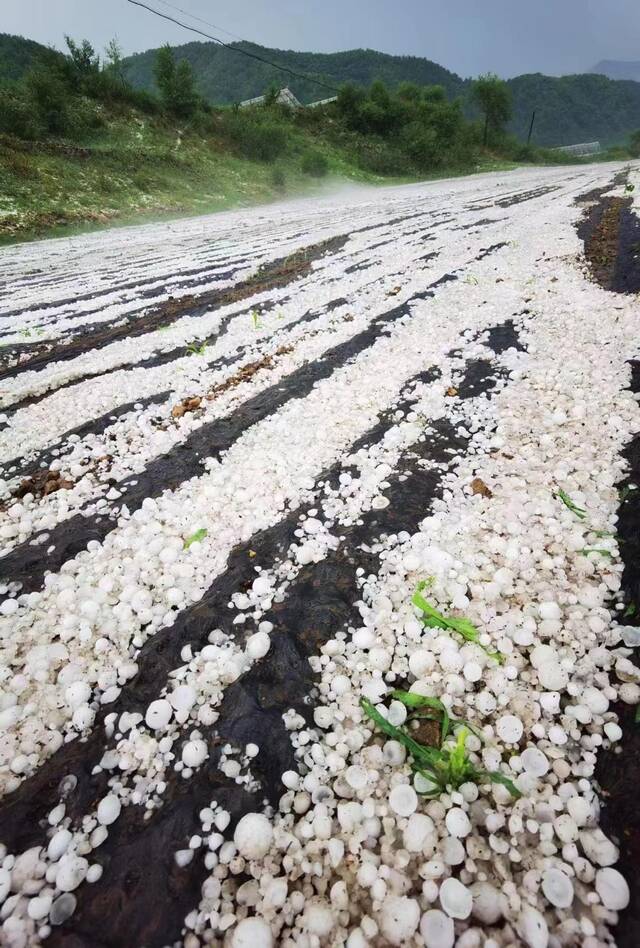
[387,700,407,726]
[520,748,549,777]
[579,829,618,866]
[231,917,274,948]
[303,903,335,937]
[403,813,435,852]
[389,784,418,816]
[246,631,271,659]
[439,877,472,919]
[537,663,569,691]
[470,882,502,924]
[518,905,548,948]
[97,794,121,826]
[55,854,89,892]
[0,598,18,616]
[539,601,561,621]
[595,868,630,910]
[541,867,574,908]
[346,766,368,791]
[65,681,91,708]
[28,895,52,921]
[496,715,523,743]
[420,909,454,948]
[49,893,77,926]
[378,895,420,944]
[48,829,72,861]
[409,650,435,677]
[170,685,197,713]
[234,813,273,860]
[604,722,622,742]
[145,699,172,730]
[182,740,208,768]
[463,661,482,683]
[445,807,471,838]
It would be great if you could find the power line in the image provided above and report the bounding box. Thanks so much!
[126,0,340,96]
[152,0,244,43]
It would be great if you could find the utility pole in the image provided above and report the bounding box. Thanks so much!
[527,110,536,145]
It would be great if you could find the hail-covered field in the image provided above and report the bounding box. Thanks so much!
[0,162,639,948]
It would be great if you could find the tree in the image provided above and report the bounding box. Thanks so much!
[471,73,512,145]
[630,129,640,158]
[104,38,125,85]
[65,37,100,90]
[153,44,199,118]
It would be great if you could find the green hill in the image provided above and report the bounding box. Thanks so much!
[0,33,63,82]
[122,41,465,105]
[122,40,640,147]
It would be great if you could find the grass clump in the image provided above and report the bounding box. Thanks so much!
[183,528,207,549]
[186,340,208,356]
[412,581,504,663]
[361,691,520,798]
[555,488,587,520]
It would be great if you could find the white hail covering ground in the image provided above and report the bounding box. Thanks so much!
[0,162,638,946]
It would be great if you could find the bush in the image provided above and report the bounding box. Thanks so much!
[301,151,329,177]
[0,87,41,139]
[223,114,289,162]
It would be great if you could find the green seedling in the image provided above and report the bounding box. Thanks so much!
[625,183,635,193]
[624,602,637,619]
[361,697,520,798]
[464,275,479,285]
[579,548,613,560]
[592,529,616,539]
[556,488,586,520]
[183,528,208,549]
[251,310,261,330]
[20,329,32,338]
[158,324,172,332]
[412,581,504,663]
[186,341,208,356]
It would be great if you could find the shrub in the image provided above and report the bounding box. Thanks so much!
[301,151,329,177]
[223,114,289,162]
[0,87,41,139]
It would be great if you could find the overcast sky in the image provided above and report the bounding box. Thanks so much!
[3,0,640,78]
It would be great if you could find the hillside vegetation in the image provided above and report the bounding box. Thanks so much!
[0,33,637,244]
[120,39,640,147]
[3,32,640,147]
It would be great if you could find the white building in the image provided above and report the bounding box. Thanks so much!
[239,87,302,109]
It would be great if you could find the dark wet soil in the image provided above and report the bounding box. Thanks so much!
[595,357,640,948]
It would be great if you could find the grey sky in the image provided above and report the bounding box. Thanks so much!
[3,0,640,78]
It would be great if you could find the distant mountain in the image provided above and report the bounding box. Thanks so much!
[122,41,465,105]
[591,60,640,83]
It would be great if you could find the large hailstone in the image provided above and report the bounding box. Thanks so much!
[541,867,574,908]
[233,813,274,860]
[420,909,454,948]
[378,896,420,944]
[231,917,274,948]
[595,868,630,910]
[439,878,472,919]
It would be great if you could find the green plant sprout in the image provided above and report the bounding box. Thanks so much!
[251,310,261,329]
[158,324,172,332]
[464,275,479,285]
[412,581,504,663]
[361,695,520,798]
[556,488,586,520]
[625,183,635,193]
[624,602,637,619]
[183,528,208,549]
[579,548,613,560]
[186,341,208,356]
[592,529,616,539]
